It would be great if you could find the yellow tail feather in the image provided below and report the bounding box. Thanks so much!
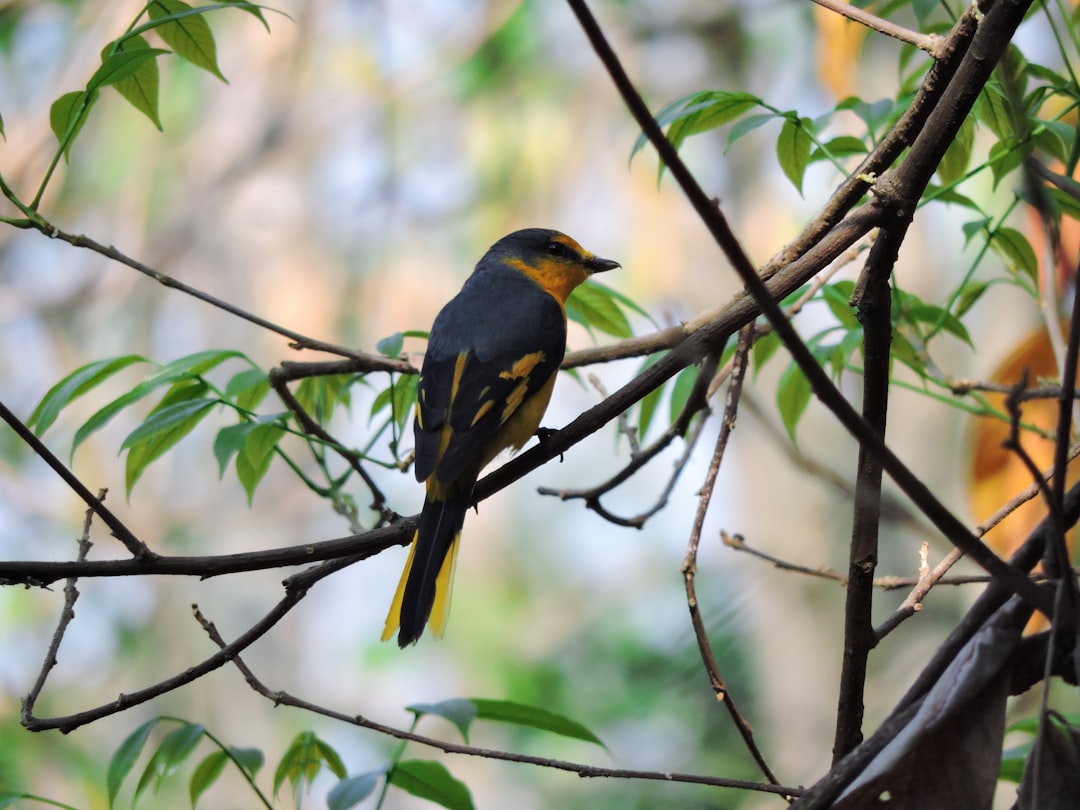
[428,532,461,638]
[381,531,419,641]
[381,528,462,642]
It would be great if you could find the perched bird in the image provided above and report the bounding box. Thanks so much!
[382,228,619,647]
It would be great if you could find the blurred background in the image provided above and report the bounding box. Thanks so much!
[0,1,1072,807]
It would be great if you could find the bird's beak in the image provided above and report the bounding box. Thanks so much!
[585,255,620,274]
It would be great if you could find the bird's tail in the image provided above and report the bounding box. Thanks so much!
[382,490,470,647]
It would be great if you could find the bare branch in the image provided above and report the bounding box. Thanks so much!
[569,0,1054,618]
[194,603,802,798]
[810,0,945,56]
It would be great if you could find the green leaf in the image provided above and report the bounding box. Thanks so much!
[236,420,285,503]
[988,138,1025,188]
[147,0,226,81]
[906,303,973,347]
[726,112,775,149]
[566,280,632,338]
[327,771,384,810]
[974,81,1014,141]
[630,90,760,164]
[937,114,974,185]
[108,718,162,807]
[28,354,148,436]
[49,89,98,160]
[0,795,80,810]
[315,739,347,780]
[961,217,991,246]
[71,375,192,459]
[156,348,247,378]
[189,751,228,808]
[408,698,479,743]
[999,742,1030,783]
[134,722,205,802]
[220,0,270,30]
[468,698,605,747]
[213,422,255,476]
[954,280,990,318]
[821,282,859,329]
[990,227,1038,285]
[223,367,270,411]
[776,115,813,194]
[777,360,812,443]
[1032,118,1073,164]
[752,329,781,375]
[668,365,699,424]
[635,352,666,440]
[0,110,5,140]
[808,135,868,165]
[229,746,264,778]
[106,36,164,129]
[274,732,326,798]
[377,332,404,358]
[294,374,354,425]
[89,44,169,94]
[122,398,217,495]
[890,328,925,375]
[389,760,474,810]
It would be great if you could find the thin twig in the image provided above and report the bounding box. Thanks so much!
[21,553,354,733]
[568,0,1053,617]
[26,218,378,362]
[810,0,946,56]
[833,221,899,762]
[194,608,802,798]
[0,399,154,560]
[538,353,719,528]
[682,327,783,788]
[21,491,100,723]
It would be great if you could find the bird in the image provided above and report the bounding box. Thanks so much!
[382,228,620,647]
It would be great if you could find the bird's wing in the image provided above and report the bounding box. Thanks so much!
[414,275,566,488]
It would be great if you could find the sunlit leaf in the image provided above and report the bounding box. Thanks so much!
[224,367,270,411]
[630,90,761,164]
[235,420,285,503]
[89,43,169,95]
[147,0,226,81]
[122,398,217,495]
[566,280,633,338]
[49,89,98,160]
[106,35,164,128]
[28,354,148,436]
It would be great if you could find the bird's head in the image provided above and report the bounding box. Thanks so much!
[486,228,619,304]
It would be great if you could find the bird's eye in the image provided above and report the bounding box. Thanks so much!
[545,241,568,258]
